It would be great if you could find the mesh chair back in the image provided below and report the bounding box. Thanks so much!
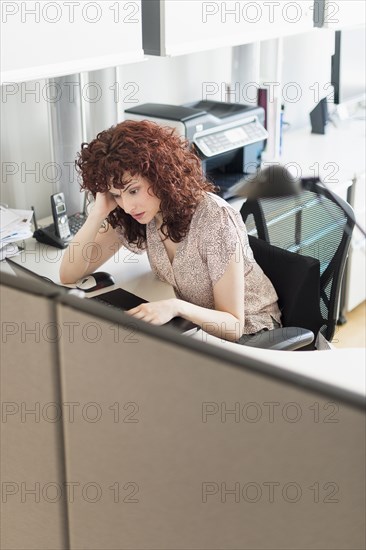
[240,179,355,342]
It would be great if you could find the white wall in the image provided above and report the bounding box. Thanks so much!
[117,47,233,118]
[0,48,233,218]
[281,28,335,129]
[0,30,340,218]
[1,79,53,216]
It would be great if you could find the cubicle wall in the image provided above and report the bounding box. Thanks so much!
[1,273,365,550]
[1,285,68,549]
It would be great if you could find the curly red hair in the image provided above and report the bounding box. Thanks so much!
[76,119,217,247]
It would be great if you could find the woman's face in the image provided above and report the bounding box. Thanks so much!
[109,175,161,224]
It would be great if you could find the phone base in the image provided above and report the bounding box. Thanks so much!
[33,227,70,249]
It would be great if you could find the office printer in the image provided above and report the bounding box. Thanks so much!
[125,100,268,198]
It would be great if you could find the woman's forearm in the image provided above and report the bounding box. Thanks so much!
[59,210,107,283]
[175,299,244,341]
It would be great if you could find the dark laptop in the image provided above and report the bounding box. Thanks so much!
[5,258,198,335]
[91,287,198,334]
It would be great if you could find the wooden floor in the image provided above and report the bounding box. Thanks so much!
[332,301,366,348]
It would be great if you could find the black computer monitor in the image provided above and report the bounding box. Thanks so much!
[331,26,366,105]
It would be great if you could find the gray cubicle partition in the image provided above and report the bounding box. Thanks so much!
[1,282,68,549]
[1,272,365,550]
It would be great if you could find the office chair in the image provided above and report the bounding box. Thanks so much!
[240,179,355,350]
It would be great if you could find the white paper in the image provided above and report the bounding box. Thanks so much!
[0,206,34,246]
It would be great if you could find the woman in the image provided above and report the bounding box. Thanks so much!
[60,119,281,342]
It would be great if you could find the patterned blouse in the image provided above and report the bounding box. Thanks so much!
[116,192,282,335]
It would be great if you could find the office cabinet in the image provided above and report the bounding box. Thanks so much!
[1,1,144,83]
[142,0,314,56]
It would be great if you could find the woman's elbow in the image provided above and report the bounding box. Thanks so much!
[59,262,79,285]
[223,318,245,342]
[59,268,73,285]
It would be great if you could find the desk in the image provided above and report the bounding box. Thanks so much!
[279,117,365,186]
[2,237,365,400]
[2,238,175,302]
[193,331,366,399]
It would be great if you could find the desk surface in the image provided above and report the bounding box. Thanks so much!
[3,239,175,302]
[192,331,365,399]
[279,116,366,186]
[2,238,365,400]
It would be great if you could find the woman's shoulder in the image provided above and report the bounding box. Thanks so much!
[194,192,244,227]
[195,191,229,214]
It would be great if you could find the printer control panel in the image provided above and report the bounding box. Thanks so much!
[193,117,268,158]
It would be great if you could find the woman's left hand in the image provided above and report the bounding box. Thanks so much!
[126,299,178,325]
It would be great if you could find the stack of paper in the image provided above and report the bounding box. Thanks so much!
[0,205,34,260]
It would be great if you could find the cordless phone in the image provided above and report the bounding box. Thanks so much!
[51,192,71,240]
[33,192,72,248]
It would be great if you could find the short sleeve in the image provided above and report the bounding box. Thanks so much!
[198,203,244,286]
[115,225,146,255]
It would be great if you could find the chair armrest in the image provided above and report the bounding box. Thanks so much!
[242,327,315,351]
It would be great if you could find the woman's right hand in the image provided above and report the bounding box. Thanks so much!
[91,191,118,221]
